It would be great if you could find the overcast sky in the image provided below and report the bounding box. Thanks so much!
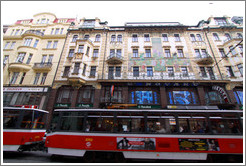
[1,1,245,26]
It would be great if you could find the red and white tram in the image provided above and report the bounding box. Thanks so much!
[45,109,243,162]
[3,107,48,151]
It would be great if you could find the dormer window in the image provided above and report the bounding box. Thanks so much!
[41,18,46,24]
[214,18,227,26]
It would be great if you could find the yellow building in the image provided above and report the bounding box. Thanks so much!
[47,16,243,113]
[3,12,77,110]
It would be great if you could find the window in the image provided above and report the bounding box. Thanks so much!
[83,21,95,27]
[33,40,39,48]
[190,34,196,41]
[33,73,41,85]
[205,91,224,105]
[214,18,227,25]
[46,41,52,48]
[72,35,78,42]
[116,49,122,56]
[55,28,59,35]
[238,45,243,52]
[14,29,20,36]
[78,45,84,53]
[168,90,198,105]
[90,66,96,77]
[26,54,33,64]
[196,34,202,41]
[3,55,9,66]
[41,55,47,63]
[4,42,10,49]
[226,66,235,77]
[219,48,227,58]
[229,46,236,56]
[237,33,243,38]
[147,66,153,77]
[53,41,58,48]
[234,90,243,105]
[111,35,116,42]
[10,72,19,84]
[51,29,54,34]
[165,49,171,57]
[177,49,184,57]
[110,49,115,56]
[68,49,74,57]
[145,49,151,57]
[200,67,207,77]
[10,30,14,36]
[73,63,80,73]
[167,67,174,77]
[10,42,16,49]
[174,34,180,41]
[57,88,72,103]
[60,28,64,34]
[95,34,101,42]
[207,67,215,79]
[93,49,99,57]
[162,34,168,41]
[195,49,201,57]
[16,53,26,63]
[20,29,24,35]
[144,34,150,42]
[225,33,231,41]
[108,67,114,79]
[82,64,87,75]
[48,55,53,64]
[24,38,32,46]
[77,86,95,104]
[201,49,207,57]
[237,64,243,76]
[63,66,70,76]
[40,73,47,85]
[115,67,121,77]
[19,72,26,84]
[130,91,159,104]
[181,66,188,77]
[117,35,122,42]
[133,67,139,77]
[213,33,220,41]
[41,18,46,24]
[86,47,90,55]
[132,34,138,42]
[84,35,89,40]
[133,49,138,57]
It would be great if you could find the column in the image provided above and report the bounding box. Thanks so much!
[197,86,206,105]
[160,87,167,109]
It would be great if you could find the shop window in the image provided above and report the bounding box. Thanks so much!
[57,87,72,103]
[205,91,224,105]
[234,90,243,105]
[168,90,198,105]
[77,86,95,104]
[130,91,159,104]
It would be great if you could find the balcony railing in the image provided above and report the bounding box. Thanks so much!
[32,62,52,71]
[106,53,124,64]
[223,36,243,45]
[194,54,214,65]
[23,30,44,37]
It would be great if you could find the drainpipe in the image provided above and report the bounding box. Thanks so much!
[102,27,108,79]
[204,28,223,80]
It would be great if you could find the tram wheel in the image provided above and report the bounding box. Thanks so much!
[83,151,96,163]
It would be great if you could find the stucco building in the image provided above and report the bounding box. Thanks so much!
[3,12,76,110]
[46,15,243,116]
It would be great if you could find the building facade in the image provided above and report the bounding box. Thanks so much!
[46,15,243,117]
[3,12,76,110]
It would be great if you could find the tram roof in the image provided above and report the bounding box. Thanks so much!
[3,107,49,113]
[53,109,243,113]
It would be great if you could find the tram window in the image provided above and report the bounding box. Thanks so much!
[190,113,208,134]
[60,112,84,131]
[50,112,59,132]
[86,112,114,132]
[178,113,191,134]
[223,113,241,134]
[116,112,144,133]
[159,113,177,134]
[3,109,20,128]
[32,111,47,129]
[20,111,33,129]
[209,113,229,134]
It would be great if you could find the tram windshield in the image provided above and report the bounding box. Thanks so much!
[3,107,48,129]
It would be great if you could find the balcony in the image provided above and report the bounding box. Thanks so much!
[223,36,243,45]
[106,53,124,64]
[32,62,52,71]
[8,62,32,72]
[23,30,44,37]
[194,54,214,65]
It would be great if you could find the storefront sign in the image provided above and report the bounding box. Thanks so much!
[179,139,220,151]
[127,82,199,87]
[3,87,48,92]
[129,105,161,109]
[55,103,71,107]
[212,86,229,103]
[76,103,93,108]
